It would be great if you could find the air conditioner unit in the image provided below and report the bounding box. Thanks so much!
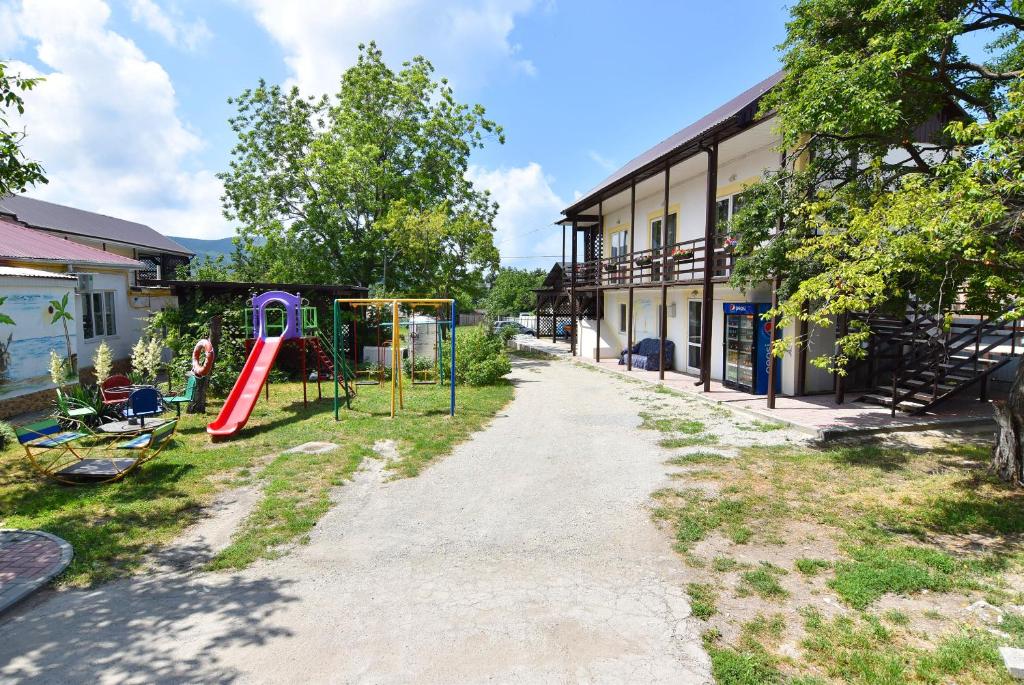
[74,273,94,292]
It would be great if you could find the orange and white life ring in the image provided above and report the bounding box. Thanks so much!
[192,339,215,376]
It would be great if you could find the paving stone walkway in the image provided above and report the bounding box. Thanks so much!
[0,530,73,615]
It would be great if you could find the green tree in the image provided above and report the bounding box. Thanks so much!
[484,267,545,318]
[729,0,1024,481]
[0,61,46,196]
[219,42,501,298]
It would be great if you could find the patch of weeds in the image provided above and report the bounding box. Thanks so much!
[882,609,910,626]
[651,489,755,551]
[702,631,781,685]
[639,412,704,434]
[509,349,557,361]
[795,558,831,577]
[665,451,728,466]
[915,631,1003,682]
[828,544,963,609]
[737,420,786,432]
[739,563,789,600]
[658,434,719,448]
[923,609,944,621]
[712,556,748,572]
[687,582,717,619]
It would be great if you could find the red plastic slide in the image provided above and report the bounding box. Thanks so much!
[207,337,283,438]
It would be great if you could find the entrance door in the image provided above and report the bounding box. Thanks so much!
[687,300,702,371]
[724,306,756,392]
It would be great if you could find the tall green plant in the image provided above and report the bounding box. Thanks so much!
[49,292,73,366]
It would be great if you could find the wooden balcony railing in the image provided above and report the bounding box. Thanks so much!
[568,237,735,288]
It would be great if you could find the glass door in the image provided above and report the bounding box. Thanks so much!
[724,313,755,391]
[687,301,702,370]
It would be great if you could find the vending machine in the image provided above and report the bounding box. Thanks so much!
[722,303,781,395]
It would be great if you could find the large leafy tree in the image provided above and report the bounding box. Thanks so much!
[219,43,501,302]
[729,0,1024,480]
[0,61,46,196]
[484,267,546,319]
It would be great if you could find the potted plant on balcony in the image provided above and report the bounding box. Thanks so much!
[670,247,695,261]
[722,235,738,251]
[603,262,621,273]
[634,255,653,268]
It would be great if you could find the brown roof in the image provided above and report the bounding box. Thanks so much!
[564,70,784,217]
[0,194,193,256]
[0,218,144,269]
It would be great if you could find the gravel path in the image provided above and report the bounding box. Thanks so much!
[0,357,714,684]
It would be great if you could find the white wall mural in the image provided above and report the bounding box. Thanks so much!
[0,280,78,401]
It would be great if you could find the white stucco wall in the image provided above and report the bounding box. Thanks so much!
[75,269,177,368]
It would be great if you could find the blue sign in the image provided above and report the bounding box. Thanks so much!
[723,302,756,315]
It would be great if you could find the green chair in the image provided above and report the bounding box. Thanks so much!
[165,374,197,417]
[56,388,97,424]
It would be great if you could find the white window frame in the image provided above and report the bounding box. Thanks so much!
[649,213,678,250]
[81,290,118,340]
[609,229,629,259]
[687,300,702,371]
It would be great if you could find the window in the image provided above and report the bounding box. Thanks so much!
[650,213,677,249]
[715,192,748,237]
[609,229,629,259]
[688,300,702,369]
[619,303,627,333]
[81,291,117,340]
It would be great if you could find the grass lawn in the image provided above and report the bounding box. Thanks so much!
[654,436,1024,685]
[0,379,513,586]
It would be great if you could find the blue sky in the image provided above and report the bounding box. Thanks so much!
[2,0,791,268]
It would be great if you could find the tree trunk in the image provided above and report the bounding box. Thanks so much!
[189,315,222,415]
[992,357,1024,485]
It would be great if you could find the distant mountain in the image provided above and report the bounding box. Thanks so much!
[168,236,237,261]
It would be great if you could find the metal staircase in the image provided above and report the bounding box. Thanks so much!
[856,304,1022,414]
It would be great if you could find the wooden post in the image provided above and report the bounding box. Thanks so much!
[627,286,635,371]
[700,143,718,392]
[596,200,603,362]
[629,180,636,284]
[301,338,308,407]
[570,220,578,356]
[659,162,670,380]
[189,314,221,414]
[767,277,780,409]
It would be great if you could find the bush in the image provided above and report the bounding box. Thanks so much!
[0,420,15,450]
[440,325,511,386]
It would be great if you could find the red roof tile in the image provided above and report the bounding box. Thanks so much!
[0,218,143,268]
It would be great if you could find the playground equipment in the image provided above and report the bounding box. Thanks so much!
[333,298,457,419]
[208,291,356,439]
[17,417,179,484]
[207,291,300,438]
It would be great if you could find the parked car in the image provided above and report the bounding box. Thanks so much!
[493,320,536,337]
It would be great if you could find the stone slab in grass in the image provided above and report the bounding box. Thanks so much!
[1001,647,1024,680]
[284,442,340,455]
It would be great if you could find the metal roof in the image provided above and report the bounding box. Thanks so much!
[0,218,145,269]
[564,70,785,217]
[0,194,194,256]
[0,266,78,280]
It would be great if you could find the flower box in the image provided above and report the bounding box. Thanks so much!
[634,256,653,267]
[670,248,695,261]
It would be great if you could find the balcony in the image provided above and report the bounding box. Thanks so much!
[567,237,736,289]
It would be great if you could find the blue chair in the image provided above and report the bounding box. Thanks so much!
[123,387,164,427]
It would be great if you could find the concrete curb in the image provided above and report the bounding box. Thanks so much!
[510,337,995,442]
[0,529,73,616]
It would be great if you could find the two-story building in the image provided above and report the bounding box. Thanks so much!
[541,71,1021,414]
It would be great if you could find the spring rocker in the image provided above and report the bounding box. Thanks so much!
[333,298,457,419]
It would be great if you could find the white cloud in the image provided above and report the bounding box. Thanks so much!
[468,162,566,269]
[5,0,226,239]
[240,0,538,95]
[127,0,211,51]
[588,149,615,172]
